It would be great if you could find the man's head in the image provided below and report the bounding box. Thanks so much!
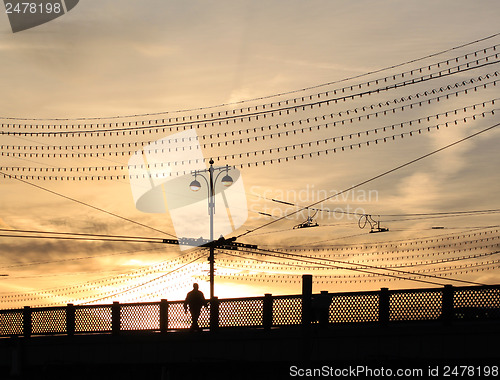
[193,283,199,290]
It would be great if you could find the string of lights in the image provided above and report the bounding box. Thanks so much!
[2,35,498,124]
[220,241,500,267]
[228,246,486,286]
[2,107,497,181]
[217,263,499,285]
[236,122,500,239]
[1,52,498,134]
[0,249,205,302]
[271,227,500,251]
[2,72,497,152]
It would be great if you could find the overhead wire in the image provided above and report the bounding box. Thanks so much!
[2,71,497,155]
[3,106,498,180]
[1,51,498,136]
[0,171,177,238]
[235,121,500,239]
[1,35,498,124]
[79,252,205,305]
[233,246,486,286]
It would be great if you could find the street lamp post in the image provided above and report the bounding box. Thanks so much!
[189,159,233,300]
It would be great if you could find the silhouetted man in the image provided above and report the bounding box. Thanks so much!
[184,283,208,331]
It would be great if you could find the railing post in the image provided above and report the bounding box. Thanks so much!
[66,303,76,336]
[442,285,454,325]
[112,301,120,335]
[302,274,313,327]
[379,288,390,325]
[318,291,331,329]
[210,297,219,332]
[23,306,32,338]
[160,299,168,333]
[263,293,273,330]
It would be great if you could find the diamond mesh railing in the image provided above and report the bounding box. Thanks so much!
[453,285,500,320]
[0,284,498,337]
[121,302,160,331]
[0,309,23,336]
[75,305,113,334]
[31,306,67,335]
[219,297,264,328]
[273,295,302,326]
[389,288,443,322]
[329,291,379,323]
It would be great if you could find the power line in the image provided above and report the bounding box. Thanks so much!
[276,226,500,250]
[236,121,500,238]
[0,249,204,299]
[242,246,486,286]
[1,33,498,122]
[0,171,177,238]
[3,71,497,152]
[0,233,164,244]
[230,247,445,286]
[3,57,498,135]
[0,228,165,241]
[79,252,204,304]
[0,247,166,269]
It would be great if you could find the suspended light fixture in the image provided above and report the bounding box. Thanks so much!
[189,177,201,191]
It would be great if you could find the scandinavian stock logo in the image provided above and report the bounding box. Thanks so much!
[3,0,79,33]
[128,130,248,250]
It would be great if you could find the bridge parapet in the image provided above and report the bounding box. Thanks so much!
[1,282,499,338]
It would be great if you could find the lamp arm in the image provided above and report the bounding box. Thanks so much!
[192,172,211,214]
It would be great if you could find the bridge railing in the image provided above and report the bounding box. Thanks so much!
[1,284,499,338]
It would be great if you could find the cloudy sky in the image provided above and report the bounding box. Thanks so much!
[0,0,499,307]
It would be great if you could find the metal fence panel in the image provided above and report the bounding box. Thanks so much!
[273,296,302,326]
[219,298,263,327]
[121,303,160,331]
[390,288,442,321]
[0,310,23,336]
[453,286,500,320]
[32,307,66,335]
[329,292,379,323]
[75,305,112,333]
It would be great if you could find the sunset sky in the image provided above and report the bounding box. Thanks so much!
[0,0,499,308]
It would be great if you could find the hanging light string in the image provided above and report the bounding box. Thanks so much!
[2,35,499,124]
[218,263,499,285]
[0,246,167,270]
[78,253,204,305]
[281,235,500,259]
[0,171,177,238]
[222,246,486,287]
[298,243,500,264]
[234,246,488,286]
[235,121,500,239]
[2,72,497,154]
[0,249,203,300]
[0,249,206,306]
[218,242,500,272]
[4,95,497,162]
[1,51,498,134]
[2,106,497,181]
[276,226,500,250]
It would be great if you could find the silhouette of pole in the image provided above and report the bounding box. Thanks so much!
[208,159,215,300]
[190,159,234,301]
